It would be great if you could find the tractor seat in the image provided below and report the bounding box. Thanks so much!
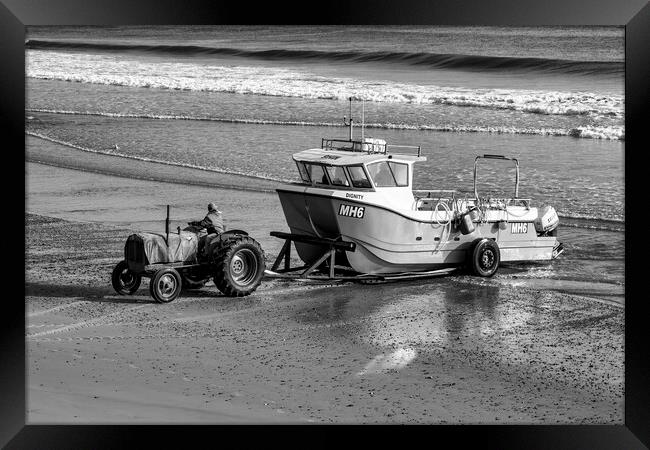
[198,232,219,257]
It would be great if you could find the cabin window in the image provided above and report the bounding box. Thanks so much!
[296,162,310,183]
[305,163,329,185]
[325,166,350,187]
[388,162,409,186]
[346,166,372,188]
[367,161,397,187]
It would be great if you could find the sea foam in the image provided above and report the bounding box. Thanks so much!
[26,50,623,120]
[27,108,625,140]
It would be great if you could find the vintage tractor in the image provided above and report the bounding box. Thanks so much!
[111,206,266,303]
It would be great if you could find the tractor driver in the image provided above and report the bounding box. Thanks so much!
[189,202,224,235]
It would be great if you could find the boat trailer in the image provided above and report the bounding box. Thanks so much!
[264,231,457,283]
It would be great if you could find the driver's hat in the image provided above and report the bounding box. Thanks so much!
[208,202,220,212]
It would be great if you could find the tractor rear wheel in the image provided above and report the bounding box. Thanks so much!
[212,236,265,297]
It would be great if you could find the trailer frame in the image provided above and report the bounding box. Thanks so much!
[265,231,458,283]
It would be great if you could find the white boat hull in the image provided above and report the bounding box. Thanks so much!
[277,185,560,275]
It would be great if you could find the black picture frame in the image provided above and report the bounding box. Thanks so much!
[5,0,648,447]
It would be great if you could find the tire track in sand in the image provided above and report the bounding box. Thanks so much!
[28,300,91,318]
[27,304,148,338]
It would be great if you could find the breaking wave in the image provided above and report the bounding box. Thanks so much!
[25,39,623,76]
[26,51,624,120]
[26,108,624,140]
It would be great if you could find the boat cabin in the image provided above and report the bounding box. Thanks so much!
[292,138,427,208]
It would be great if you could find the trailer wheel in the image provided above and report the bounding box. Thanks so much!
[212,236,265,297]
[111,260,142,295]
[149,268,182,303]
[470,239,500,277]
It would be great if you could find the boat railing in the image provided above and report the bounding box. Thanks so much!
[387,144,422,157]
[321,138,421,157]
[478,197,531,209]
[322,138,374,153]
[413,189,458,213]
[413,189,457,199]
[413,190,531,216]
[474,154,520,199]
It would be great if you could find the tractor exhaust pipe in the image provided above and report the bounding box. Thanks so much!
[165,205,170,245]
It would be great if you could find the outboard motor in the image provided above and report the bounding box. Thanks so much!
[534,205,559,235]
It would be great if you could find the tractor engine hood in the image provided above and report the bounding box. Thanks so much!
[125,231,198,271]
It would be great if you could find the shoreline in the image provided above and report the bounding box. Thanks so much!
[26,134,283,194]
[26,132,625,232]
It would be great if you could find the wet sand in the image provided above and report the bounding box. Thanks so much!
[25,213,625,424]
[25,160,624,424]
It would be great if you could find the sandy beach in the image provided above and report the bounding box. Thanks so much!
[25,158,624,424]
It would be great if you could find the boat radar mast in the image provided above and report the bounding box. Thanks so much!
[342,97,354,141]
[331,98,423,156]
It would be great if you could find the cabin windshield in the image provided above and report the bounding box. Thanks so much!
[296,162,310,182]
[346,166,372,188]
[305,163,329,185]
[323,166,349,186]
[298,161,375,189]
[367,161,409,187]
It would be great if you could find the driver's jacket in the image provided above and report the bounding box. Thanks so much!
[197,211,224,234]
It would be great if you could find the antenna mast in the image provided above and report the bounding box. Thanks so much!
[342,97,354,141]
[361,99,365,142]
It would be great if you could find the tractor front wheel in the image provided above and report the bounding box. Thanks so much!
[111,260,142,295]
[149,268,183,303]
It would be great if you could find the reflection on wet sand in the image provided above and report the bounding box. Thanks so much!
[292,280,539,352]
[288,276,622,423]
[356,348,418,376]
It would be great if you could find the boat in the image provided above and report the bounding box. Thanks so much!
[271,100,563,278]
